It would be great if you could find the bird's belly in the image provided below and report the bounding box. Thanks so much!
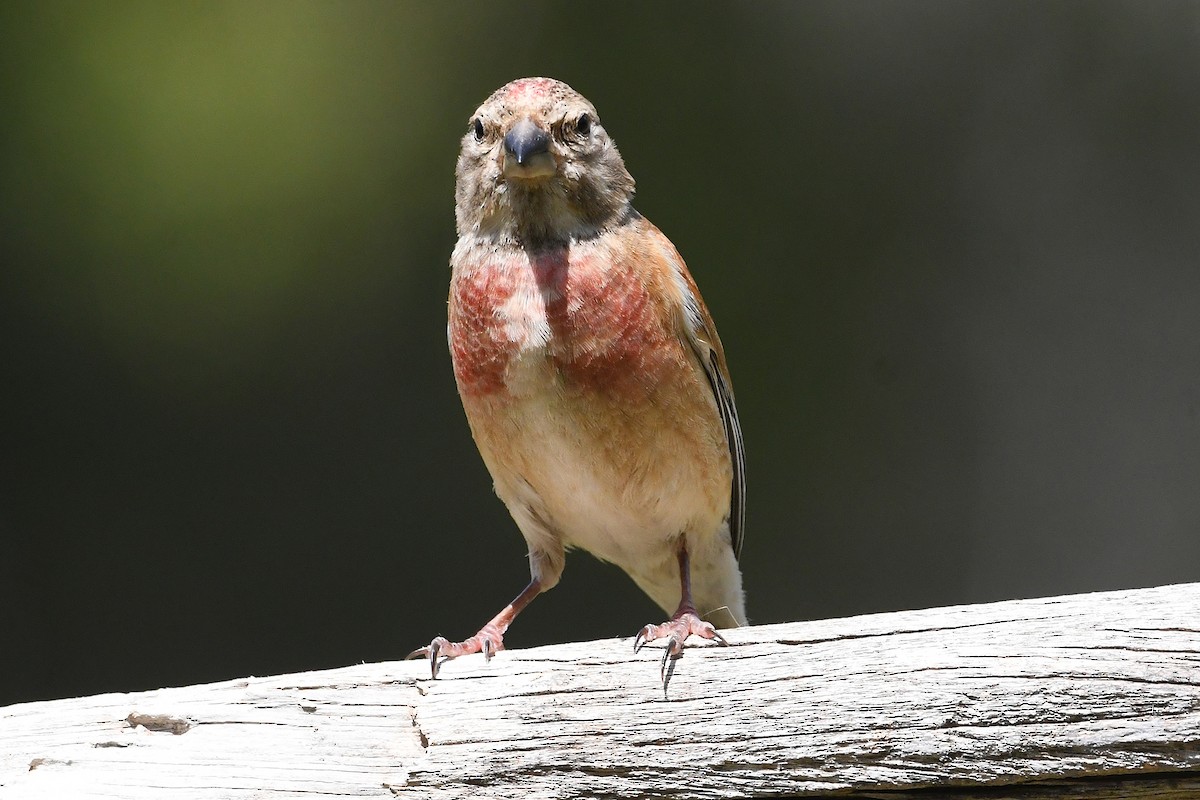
[467,346,731,571]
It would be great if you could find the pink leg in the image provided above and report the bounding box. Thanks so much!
[633,541,728,692]
[407,578,542,678]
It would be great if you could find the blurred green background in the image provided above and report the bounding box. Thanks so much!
[2,2,1198,706]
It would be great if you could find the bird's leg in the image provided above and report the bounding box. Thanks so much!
[407,578,542,678]
[633,540,728,692]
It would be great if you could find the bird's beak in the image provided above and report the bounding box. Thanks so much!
[503,117,556,180]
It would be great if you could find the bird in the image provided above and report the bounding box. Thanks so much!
[409,77,745,690]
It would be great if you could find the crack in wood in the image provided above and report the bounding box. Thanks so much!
[775,616,1071,648]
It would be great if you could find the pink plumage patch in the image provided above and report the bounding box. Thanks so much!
[504,77,557,102]
[449,264,518,397]
[537,250,676,396]
[450,244,684,400]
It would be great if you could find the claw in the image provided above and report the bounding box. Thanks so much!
[405,637,447,679]
[481,637,494,663]
[427,637,445,678]
[430,638,444,678]
[658,637,674,684]
[634,611,728,696]
[661,646,681,696]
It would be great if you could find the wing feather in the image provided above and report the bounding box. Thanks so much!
[652,226,746,559]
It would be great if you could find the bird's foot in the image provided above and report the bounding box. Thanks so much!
[634,611,728,693]
[406,622,505,679]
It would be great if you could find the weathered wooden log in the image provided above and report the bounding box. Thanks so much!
[3,583,1198,798]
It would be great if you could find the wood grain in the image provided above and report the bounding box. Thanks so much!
[3,583,1198,798]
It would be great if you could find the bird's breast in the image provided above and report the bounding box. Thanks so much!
[449,240,686,402]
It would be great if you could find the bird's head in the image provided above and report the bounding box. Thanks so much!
[454,77,636,244]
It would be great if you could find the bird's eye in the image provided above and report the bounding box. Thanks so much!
[576,113,592,136]
[472,118,485,142]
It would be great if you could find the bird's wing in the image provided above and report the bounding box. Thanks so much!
[650,223,746,559]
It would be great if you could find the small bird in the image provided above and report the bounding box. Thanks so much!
[410,77,745,689]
